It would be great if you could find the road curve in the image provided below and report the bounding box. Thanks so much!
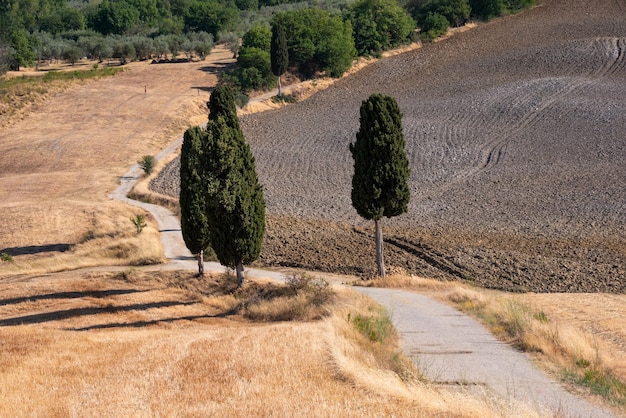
[110,136,616,418]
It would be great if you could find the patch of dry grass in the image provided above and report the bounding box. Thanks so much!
[362,274,626,410]
[0,269,537,417]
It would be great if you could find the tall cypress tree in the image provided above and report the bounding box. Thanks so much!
[180,125,211,275]
[350,94,410,277]
[208,85,240,129]
[204,117,266,286]
[270,22,288,95]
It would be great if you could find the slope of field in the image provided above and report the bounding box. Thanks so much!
[0,48,234,272]
[152,0,626,292]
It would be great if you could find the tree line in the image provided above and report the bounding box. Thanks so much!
[223,0,535,93]
[1,0,534,74]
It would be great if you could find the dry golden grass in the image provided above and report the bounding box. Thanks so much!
[0,269,539,417]
[0,48,230,274]
[362,274,626,411]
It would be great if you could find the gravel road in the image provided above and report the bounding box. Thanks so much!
[151,0,626,292]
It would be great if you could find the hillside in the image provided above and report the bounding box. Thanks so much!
[152,0,626,292]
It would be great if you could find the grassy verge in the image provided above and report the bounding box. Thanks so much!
[361,274,626,410]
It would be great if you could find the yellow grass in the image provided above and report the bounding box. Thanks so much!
[0,270,539,417]
[362,274,626,410]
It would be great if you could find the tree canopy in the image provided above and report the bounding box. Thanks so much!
[344,0,415,56]
[271,8,356,78]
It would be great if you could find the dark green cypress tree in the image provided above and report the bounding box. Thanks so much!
[180,125,211,275]
[208,85,240,129]
[350,94,410,277]
[203,115,265,287]
[270,22,288,95]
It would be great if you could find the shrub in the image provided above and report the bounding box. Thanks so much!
[138,155,155,175]
[285,273,333,306]
[420,12,449,41]
[130,213,148,233]
[1,252,14,262]
[348,306,393,343]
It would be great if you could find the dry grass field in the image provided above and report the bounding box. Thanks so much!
[0,47,234,273]
[0,270,541,417]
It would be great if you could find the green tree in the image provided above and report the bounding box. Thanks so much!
[203,88,265,286]
[9,28,34,70]
[345,0,415,56]
[349,94,410,277]
[272,8,355,78]
[415,0,470,28]
[208,85,240,126]
[242,25,270,51]
[91,0,141,35]
[421,12,449,40]
[270,22,287,94]
[469,0,503,20]
[180,126,212,275]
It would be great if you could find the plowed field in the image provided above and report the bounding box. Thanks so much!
[152,0,626,292]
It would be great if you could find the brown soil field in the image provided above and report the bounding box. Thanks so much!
[152,0,626,293]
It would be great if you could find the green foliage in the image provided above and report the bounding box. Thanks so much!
[350,94,410,221]
[233,91,250,107]
[271,93,296,103]
[348,307,394,343]
[272,8,355,78]
[208,85,241,127]
[243,25,271,50]
[270,22,288,76]
[130,213,148,233]
[90,0,141,35]
[138,155,155,174]
[469,0,504,20]
[203,115,266,271]
[420,12,449,41]
[10,29,35,70]
[564,367,626,406]
[183,0,238,37]
[180,125,212,255]
[236,46,276,90]
[1,252,14,262]
[414,0,470,28]
[344,0,415,56]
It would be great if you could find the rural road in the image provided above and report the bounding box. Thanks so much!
[110,139,616,418]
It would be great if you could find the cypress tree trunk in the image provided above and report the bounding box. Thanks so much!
[198,250,204,276]
[375,219,386,277]
[236,261,245,287]
[277,76,282,96]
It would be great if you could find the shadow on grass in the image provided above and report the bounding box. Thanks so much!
[1,244,72,256]
[0,289,148,307]
[0,301,196,327]
[68,307,241,331]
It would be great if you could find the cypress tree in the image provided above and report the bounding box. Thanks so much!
[350,94,410,277]
[204,116,266,286]
[180,125,211,275]
[270,22,288,95]
[208,85,240,129]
